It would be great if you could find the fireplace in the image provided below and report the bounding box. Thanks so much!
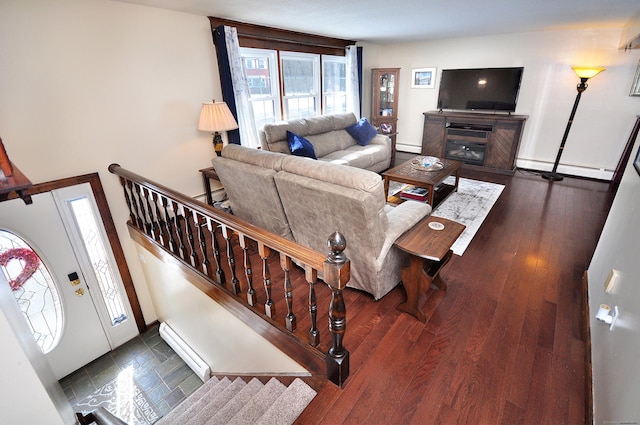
[444,140,487,166]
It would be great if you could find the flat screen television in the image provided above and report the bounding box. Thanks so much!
[437,67,524,113]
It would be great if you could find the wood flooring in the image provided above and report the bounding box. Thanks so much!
[294,168,614,425]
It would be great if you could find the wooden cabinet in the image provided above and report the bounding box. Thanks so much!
[421,111,527,174]
[371,68,400,166]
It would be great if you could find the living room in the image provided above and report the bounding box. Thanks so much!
[1,0,640,423]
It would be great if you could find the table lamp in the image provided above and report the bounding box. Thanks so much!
[198,100,239,156]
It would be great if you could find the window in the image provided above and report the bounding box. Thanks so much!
[0,230,63,354]
[239,48,346,128]
[281,52,320,120]
[322,55,347,115]
[241,48,281,130]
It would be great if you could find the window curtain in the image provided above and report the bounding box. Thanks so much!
[212,26,260,149]
[346,45,361,119]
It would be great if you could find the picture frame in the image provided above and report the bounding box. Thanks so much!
[634,144,640,176]
[630,59,640,96]
[411,68,436,89]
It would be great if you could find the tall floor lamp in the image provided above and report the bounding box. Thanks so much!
[542,67,605,181]
[198,100,239,156]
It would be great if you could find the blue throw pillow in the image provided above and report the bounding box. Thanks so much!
[287,131,317,159]
[345,117,378,146]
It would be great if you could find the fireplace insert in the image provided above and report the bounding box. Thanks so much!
[444,140,487,166]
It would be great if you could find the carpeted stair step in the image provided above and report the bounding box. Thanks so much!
[254,378,318,425]
[187,377,247,425]
[156,377,229,425]
[226,377,286,425]
[157,375,317,425]
[204,378,264,425]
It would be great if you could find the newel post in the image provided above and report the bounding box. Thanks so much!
[323,232,350,388]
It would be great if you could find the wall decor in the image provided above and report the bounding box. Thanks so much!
[631,59,640,96]
[634,143,640,176]
[411,68,436,88]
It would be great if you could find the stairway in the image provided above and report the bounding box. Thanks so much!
[156,377,317,425]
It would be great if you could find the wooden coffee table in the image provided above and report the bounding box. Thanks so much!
[383,157,462,207]
[394,216,465,322]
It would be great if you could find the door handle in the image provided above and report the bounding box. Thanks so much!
[75,288,85,297]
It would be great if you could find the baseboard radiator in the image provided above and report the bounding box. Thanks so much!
[159,322,211,382]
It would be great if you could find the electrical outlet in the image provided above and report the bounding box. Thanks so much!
[605,269,620,294]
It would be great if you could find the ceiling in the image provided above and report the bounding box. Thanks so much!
[114,0,640,43]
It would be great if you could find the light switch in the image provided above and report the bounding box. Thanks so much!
[604,269,620,294]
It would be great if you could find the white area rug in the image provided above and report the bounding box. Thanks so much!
[390,177,504,256]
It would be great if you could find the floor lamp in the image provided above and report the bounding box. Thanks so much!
[542,67,605,181]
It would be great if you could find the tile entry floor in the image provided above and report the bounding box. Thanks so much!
[59,323,204,420]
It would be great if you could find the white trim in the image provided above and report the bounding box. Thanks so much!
[396,143,422,154]
[516,159,614,180]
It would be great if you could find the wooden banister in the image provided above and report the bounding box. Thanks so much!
[108,164,350,387]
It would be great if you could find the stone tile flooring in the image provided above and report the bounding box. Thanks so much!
[59,323,204,420]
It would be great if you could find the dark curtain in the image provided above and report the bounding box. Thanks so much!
[357,46,363,117]
[212,26,241,145]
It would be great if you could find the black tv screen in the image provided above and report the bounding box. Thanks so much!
[437,67,524,112]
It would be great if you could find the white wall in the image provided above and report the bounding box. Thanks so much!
[0,0,223,324]
[137,247,310,375]
[588,127,640,423]
[361,29,640,179]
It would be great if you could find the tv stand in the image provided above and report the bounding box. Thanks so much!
[421,110,527,174]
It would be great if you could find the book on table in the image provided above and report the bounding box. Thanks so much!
[400,186,429,202]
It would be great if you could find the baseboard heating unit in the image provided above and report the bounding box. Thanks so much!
[159,322,210,382]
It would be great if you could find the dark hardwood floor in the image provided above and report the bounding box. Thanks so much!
[294,168,614,424]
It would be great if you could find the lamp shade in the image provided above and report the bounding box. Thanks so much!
[572,67,605,80]
[198,101,239,132]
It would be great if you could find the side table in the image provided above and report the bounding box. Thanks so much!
[394,216,465,322]
[199,166,220,206]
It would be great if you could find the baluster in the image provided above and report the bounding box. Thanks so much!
[305,266,319,347]
[127,180,144,230]
[162,196,177,254]
[134,183,151,235]
[221,225,239,294]
[324,232,350,388]
[183,206,198,268]
[152,192,167,248]
[119,177,136,226]
[239,234,256,306]
[280,254,296,332]
[258,242,274,318]
[208,220,225,285]
[144,188,159,241]
[198,215,211,278]
[173,202,186,259]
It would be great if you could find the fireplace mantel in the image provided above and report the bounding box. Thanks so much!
[421,111,527,175]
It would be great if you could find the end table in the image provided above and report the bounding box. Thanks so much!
[394,216,465,322]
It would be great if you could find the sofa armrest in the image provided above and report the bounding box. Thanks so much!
[378,200,432,262]
[369,134,391,146]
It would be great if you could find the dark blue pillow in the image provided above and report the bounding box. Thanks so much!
[345,117,377,146]
[287,131,317,159]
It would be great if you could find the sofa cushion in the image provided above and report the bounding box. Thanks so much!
[305,130,354,158]
[287,131,317,159]
[345,117,377,146]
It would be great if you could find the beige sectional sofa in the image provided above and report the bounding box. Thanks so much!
[259,112,392,173]
[212,144,431,300]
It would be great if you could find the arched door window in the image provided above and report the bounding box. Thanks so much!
[0,230,63,353]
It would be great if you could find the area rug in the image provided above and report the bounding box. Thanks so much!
[390,177,504,255]
[74,372,160,425]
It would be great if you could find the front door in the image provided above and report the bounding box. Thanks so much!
[1,190,115,379]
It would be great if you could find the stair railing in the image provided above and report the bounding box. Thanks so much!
[108,164,350,387]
